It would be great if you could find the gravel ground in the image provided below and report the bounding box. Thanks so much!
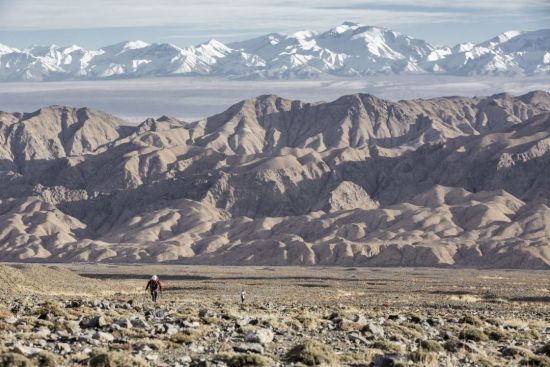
[1,264,549,366]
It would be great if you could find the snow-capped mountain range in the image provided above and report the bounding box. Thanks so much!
[0,22,549,81]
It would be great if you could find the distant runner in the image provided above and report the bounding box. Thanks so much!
[240,289,246,304]
[145,275,164,303]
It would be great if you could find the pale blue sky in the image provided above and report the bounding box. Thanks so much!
[0,0,549,48]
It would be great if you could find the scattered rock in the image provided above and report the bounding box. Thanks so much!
[245,329,274,345]
[234,342,265,354]
[79,315,107,329]
[363,322,385,338]
[92,331,115,342]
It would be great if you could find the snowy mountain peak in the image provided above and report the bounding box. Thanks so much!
[1,24,549,81]
[0,43,16,55]
[121,40,149,50]
[495,30,523,43]
[329,21,362,34]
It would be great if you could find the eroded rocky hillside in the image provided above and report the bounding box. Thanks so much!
[0,91,549,267]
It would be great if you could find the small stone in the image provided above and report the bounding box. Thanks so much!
[92,331,115,342]
[4,316,18,324]
[363,323,385,338]
[34,327,51,338]
[57,343,71,354]
[348,332,368,344]
[114,318,132,328]
[245,329,274,345]
[131,317,150,329]
[13,342,40,356]
[236,317,251,327]
[354,314,368,326]
[164,324,179,335]
[80,315,107,329]
[234,342,264,354]
[65,321,81,334]
[180,356,192,363]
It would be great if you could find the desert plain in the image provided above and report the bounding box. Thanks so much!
[0,264,549,366]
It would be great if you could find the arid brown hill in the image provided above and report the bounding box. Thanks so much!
[0,91,549,267]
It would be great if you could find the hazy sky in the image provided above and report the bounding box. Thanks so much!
[0,0,549,48]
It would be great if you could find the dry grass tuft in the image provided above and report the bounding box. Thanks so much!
[484,326,508,342]
[419,339,443,353]
[409,349,438,366]
[0,353,33,367]
[372,340,405,354]
[216,353,273,367]
[88,351,147,367]
[459,326,488,342]
[170,329,202,344]
[501,346,534,358]
[286,340,339,366]
[523,355,550,367]
[459,314,483,326]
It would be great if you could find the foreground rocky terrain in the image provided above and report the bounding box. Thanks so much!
[1,264,549,366]
[0,91,549,267]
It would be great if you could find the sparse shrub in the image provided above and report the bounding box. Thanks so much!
[387,323,423,339]
[216,353,273,367]
[35,301,66,318]
[89,351,147,367]
[419,340,443,353]
[538,343,550,356]
[202,316,222,325]
[286,340,339,366]
[459,326,488,342]
[0,307,12,320]
[459,315,483,326]
[443,338,461,353]
[501,346,534,358]
[170,329,201,343]
[409,349,438,366]
[132,338,166,351]
[340,351,382,365]
[523,355,550,367]
[0,353,33,367]
[485,326,508,342]
[35,351,59,367]
[372,340,405,354]
[295,313,319,331]
[468,354,496,367]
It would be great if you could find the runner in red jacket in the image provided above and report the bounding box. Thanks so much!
[145,275,163,303]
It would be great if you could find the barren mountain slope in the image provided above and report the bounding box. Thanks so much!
[0,91,548,267]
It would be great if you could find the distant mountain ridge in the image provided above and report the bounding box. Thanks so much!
[1,22,549,81]
[0,91,549,267]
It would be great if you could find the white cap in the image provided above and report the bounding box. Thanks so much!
[151,275,158,281]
